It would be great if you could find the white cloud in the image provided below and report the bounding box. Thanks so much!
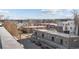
[41,9,74,19]
[0,10,9,15]
[41,9,64,15]
[0,10,9,19]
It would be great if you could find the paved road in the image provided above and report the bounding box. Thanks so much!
[17,39,41,49]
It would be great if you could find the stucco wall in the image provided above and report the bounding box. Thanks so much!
[32,30,79,49]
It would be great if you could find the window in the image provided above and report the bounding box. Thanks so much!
[35,32,37,35]
[42,34,44,38]
[60,39,63,45]
[70,27,72,30]
[51,37,54,41]
[68,23,69,25]
[64,31,70,34]
[65,40,67,44]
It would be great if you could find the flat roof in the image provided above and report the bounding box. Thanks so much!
[35,29,79,38]
[40,23,57,26]
[23,26,46,28]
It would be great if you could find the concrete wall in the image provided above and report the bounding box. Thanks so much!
[0,27,24,49]
[32,30,79,49]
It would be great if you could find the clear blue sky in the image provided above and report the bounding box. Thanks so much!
[0,9,79,19]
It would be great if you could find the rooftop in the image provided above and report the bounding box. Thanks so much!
[35,29,79,38]
[23,26,46,28]
[39,23,57,26]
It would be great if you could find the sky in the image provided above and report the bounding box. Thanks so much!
[0,9,79,19]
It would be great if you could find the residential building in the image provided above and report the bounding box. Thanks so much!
[58,21,75,34]
[31,29,79,49]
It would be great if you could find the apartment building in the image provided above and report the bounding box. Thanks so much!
[58,21,75,34]
[31,29,79,49]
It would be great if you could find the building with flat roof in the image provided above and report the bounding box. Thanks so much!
[31,29,79,49]
[58,20,75,34]
[21,26,46,33]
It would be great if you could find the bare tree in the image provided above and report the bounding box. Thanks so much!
[72,9,79,35]
[72,9,79,24]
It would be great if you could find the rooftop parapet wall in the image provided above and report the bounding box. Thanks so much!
[0,27,24,49]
